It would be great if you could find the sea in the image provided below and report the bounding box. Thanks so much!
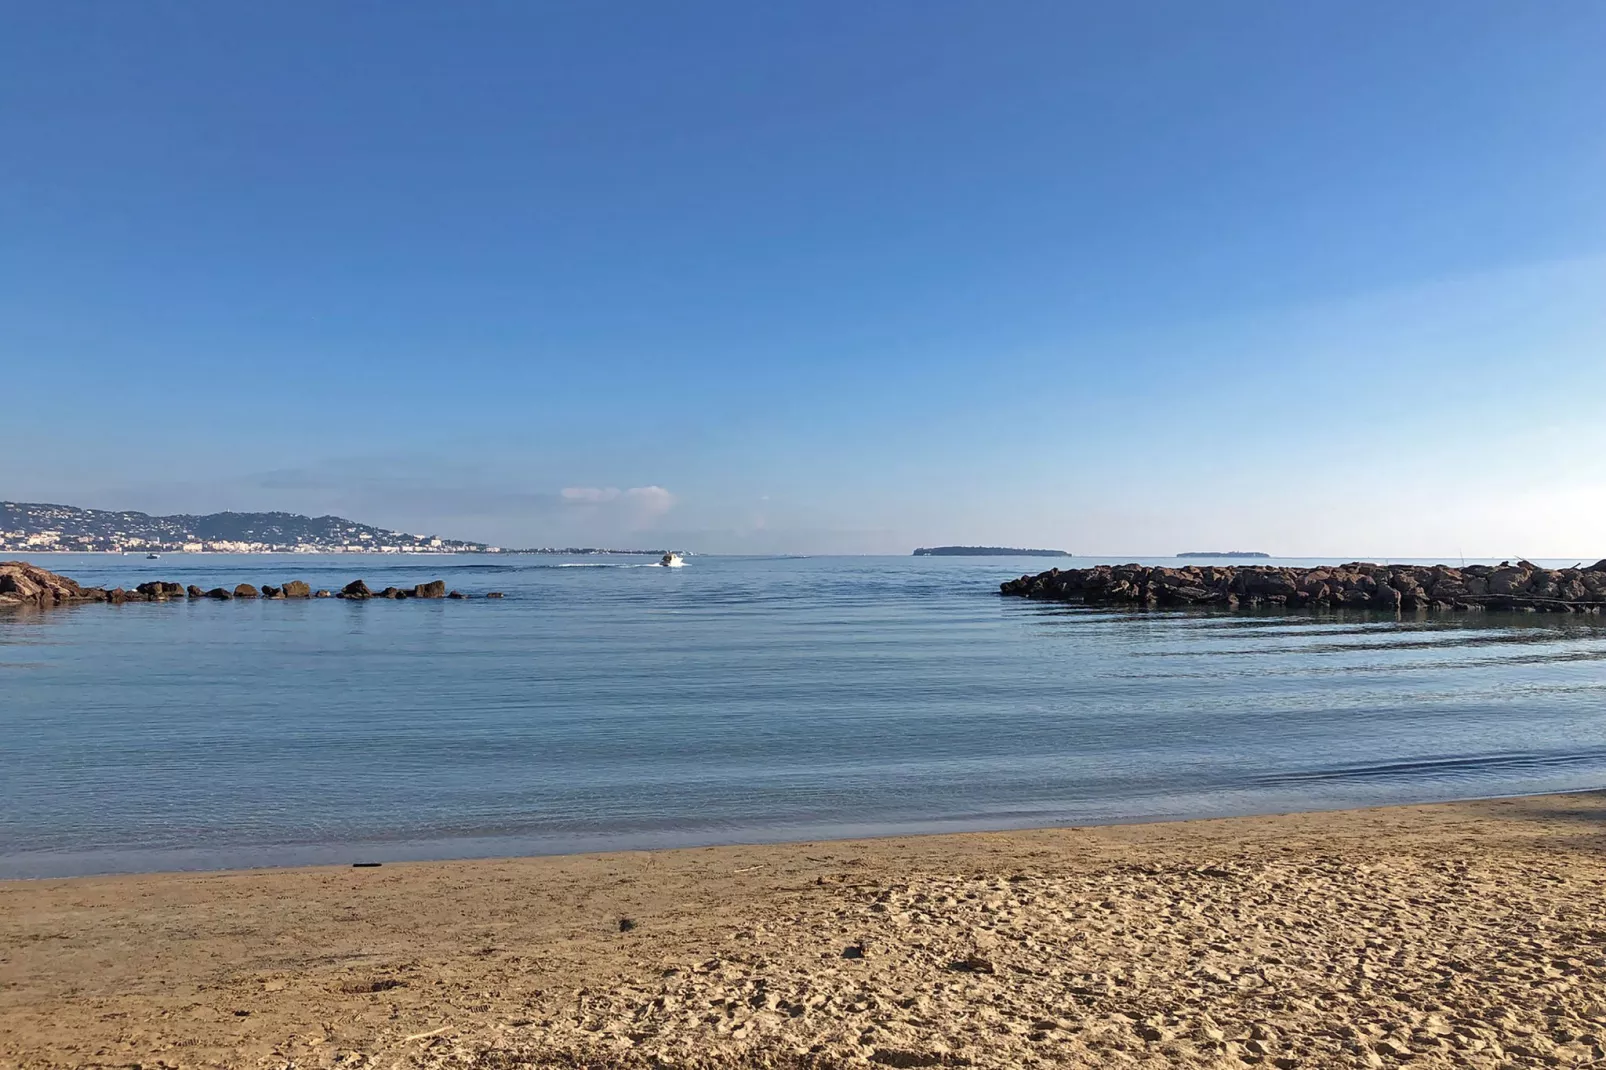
[3,553,1604,879]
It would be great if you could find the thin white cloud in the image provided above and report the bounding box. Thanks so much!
[561,486,622,503]
[621,485,675,517]
[560,485,676,527]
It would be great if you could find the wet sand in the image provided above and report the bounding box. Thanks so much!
[4,794,1606,1068]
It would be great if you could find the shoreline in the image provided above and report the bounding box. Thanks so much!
[2,784,1595,883]
[6,792,1606,1067]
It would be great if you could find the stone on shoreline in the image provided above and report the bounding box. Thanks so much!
[1001,561,1606,613]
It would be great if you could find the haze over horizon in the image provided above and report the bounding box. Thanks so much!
[4,2,1604,557]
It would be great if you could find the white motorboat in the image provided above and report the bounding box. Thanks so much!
[660,552,685,567]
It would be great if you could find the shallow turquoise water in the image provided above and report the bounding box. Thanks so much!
[3,553,1605,878]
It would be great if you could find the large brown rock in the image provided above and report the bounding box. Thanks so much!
[340,580,371,599]
[282,580,312,598]
[1488,566,1529,595]
[234,584,260,599]
[0,561,106,607]
[414,580,447,599]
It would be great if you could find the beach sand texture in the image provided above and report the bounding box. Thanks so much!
[4,794,1606,1068]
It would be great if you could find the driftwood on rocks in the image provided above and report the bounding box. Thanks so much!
[1002,561,1606,613]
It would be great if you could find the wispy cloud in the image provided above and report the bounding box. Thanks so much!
[560,485,676,526]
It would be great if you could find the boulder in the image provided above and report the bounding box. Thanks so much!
[314,589,333,598]
[130,580,188,598]
[282,580,312,598]
[1488,567,1529,595]
[261,585,283,598]
[486,591,504,598]
[234,584,260,599]
[206,587,233,600]
[376,586,407,599]
[1529,570,1562,598]
[447,590,466,599]
[187,585,205,599]
[341,580,372,598]
[414,580,447,599]
[0,560,106,607]
[1430,577,1468,599]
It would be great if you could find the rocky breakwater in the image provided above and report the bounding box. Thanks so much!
[0,561,473,607]
[1001,560,1606,613]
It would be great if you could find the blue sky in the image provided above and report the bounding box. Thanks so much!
[4,1,1604,554]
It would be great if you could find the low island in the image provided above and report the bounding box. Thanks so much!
[914,546,1071,557]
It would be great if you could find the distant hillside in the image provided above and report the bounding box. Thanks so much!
[0,501,487,554]
[913,546,1071,557]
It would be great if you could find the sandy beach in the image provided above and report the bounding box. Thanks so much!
[4,794,1606,1069]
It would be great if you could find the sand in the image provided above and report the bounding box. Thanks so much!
[4,795,1606,1069]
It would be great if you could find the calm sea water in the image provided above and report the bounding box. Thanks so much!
[3,553,1605,879]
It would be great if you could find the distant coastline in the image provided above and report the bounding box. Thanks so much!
[0,500,676,556]
[1176,551,1271,559]
[914,546,1071,557]
[11,547,675,556]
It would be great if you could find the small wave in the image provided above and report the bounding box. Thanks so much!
[1255,747,1606,788]
[547,562,684,569]
[525,562,678,569]
[234,562,521,573]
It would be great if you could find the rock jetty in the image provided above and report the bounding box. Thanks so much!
[0,561,482,608]
[1002,560,1606,613]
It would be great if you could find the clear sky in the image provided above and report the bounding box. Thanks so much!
[4,1,1604,555]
